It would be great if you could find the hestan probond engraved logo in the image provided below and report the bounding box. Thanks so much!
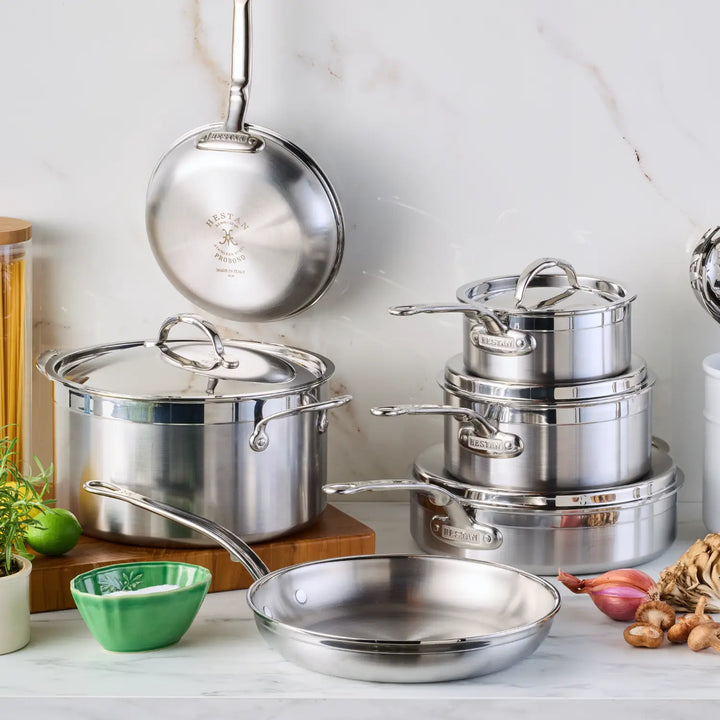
[474,333,517,351]
[438,524,484,546]
[206,213,247,276]
[465,435,508,454]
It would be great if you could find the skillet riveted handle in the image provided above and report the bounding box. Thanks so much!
[249,395,353,452]
[82,481,270,581]
[324,480,503,550]
[371,404,523,459]
[196,0,264,153]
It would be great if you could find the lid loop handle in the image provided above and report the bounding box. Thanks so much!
[513,258,582,310]
[156,314,239,372]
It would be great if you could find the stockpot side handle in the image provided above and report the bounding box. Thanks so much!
[324,480,503,550]
[82,481,270,581]
[155,314,240,371]
[513,258,581,309]
[370,404,523,459]
[249,395,352,452]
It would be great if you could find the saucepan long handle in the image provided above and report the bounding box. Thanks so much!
[324,480,503,550]
[82,481,270,581]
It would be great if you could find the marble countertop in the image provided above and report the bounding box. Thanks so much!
[3,501,718,718]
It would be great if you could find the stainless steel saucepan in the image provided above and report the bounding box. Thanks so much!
[372,354,654,492]
[83,481,560,683]
[146,0,344,321]
[390,257,634,384]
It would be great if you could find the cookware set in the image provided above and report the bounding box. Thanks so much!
[362,257,682,573]
[27,3,689,680]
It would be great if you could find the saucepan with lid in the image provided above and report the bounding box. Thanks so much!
[83,480,560,683]
[37,314,351,546]
[390,257,635,384]
[146,0,344,321]
[327,441,681,576]
[372,354,654,492]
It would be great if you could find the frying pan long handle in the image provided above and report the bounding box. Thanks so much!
[226,0,252,133]
[82,481,271,581]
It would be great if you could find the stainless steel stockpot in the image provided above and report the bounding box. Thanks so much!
[372,354,654,492]
[36,314,351,546]
[390,257,635,384]
[327,443,681,576]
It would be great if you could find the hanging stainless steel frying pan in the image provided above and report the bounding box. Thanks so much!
[83,480,560,683]
[146,0,344,322]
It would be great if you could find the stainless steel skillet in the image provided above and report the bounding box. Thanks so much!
[83,481,560,683]
[146,0,344,322]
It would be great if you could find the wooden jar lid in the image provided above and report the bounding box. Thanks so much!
[0,218,32,245]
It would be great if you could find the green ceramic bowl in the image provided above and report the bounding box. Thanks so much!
[70,561,212,652]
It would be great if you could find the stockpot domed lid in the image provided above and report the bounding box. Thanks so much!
[442,353,652,404]
[456,258,634,316]
[37,314,333,401]
[412,443,681,510]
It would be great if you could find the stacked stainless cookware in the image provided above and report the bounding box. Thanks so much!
[373,258,683,574]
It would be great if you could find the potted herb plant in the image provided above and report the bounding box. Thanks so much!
[0,434,53,654]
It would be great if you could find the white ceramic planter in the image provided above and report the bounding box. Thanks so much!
[0,555,31,654]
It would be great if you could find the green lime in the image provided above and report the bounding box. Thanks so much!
[25,507,82,556]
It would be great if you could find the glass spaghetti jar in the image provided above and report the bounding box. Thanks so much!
[0,218,31,470]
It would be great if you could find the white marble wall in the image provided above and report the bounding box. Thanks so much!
[1,0,718,504]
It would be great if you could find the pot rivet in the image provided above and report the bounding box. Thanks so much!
[295,589,307,605]
[516,339,525,348]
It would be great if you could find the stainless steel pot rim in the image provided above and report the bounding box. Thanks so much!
[37,337,333,402]
[247,553,561,650]
[442,354,653,404]
[457,274,635,317]
[412,443,681,509]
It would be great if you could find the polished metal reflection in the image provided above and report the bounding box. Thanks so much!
[409,444,682,576]
[39,317,351,546]
[690,226,720,324]
[390,257,634,384]
[146,0,343,322]
[372,353,654,492]
[82,480,561,684]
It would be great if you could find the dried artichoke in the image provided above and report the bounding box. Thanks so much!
[653,533,720,612]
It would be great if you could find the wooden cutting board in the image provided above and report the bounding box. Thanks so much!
[29,505,375,613]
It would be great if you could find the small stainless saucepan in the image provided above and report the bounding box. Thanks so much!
[83,481,560,683]
[390,257,635,385]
